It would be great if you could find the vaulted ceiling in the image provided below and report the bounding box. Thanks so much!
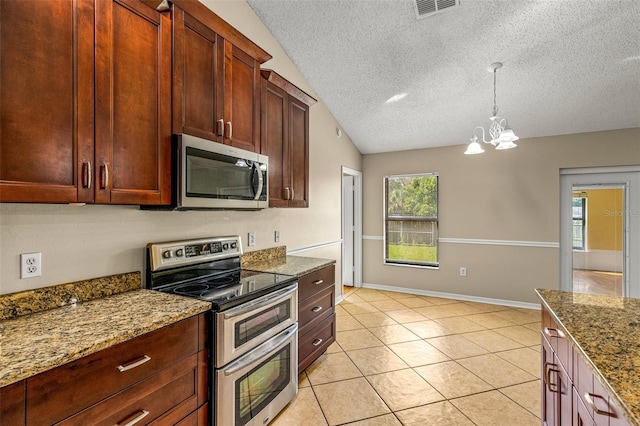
[247,0,640,154]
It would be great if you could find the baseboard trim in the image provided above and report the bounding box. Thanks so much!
[355,282,540,310]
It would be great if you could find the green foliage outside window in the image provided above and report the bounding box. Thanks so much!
[385,174,439,267]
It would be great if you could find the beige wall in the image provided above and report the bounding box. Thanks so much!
[362,128,640,303]
[0,0,362,295]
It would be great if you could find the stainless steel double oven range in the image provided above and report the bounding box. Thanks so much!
[146,236,298,426]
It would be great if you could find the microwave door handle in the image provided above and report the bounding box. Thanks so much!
[253,163,264,200]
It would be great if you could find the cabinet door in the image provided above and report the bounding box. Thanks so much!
[556,354,573,426]
[94,0,171,205]
[223,41,261,153]
[0,380,25,425]
[288,96,310,207]
[0,0,94,203]
[575,388,597,426]
[261,81,289,207]
[173,7,224,143]
[542,335,557,426]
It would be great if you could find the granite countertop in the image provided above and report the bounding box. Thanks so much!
[246,255,336,277]
[0,289,211,388]
[536,289,640,426]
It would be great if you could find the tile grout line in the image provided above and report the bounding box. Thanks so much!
[291,288,541,425]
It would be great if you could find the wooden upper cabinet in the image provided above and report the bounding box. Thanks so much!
[171,0,270,153]
[261,70,316,208]
[0,0,94,203]
[172,7,223,143]
[95,0,172,205]
[0,0,171,205]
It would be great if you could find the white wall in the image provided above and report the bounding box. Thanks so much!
[0,0,362,294]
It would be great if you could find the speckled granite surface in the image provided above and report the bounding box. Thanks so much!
[536,289,640,426]
[241,246,287,267]
[0,272,142,320]
[0,289,211,388]
[243,246,335,277]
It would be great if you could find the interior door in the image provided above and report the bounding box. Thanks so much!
[560,167,640,297]
[342,174,355,287]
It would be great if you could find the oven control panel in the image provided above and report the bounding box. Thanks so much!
[148,236,242,271]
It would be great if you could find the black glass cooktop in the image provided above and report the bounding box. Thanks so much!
[150,266,296,311]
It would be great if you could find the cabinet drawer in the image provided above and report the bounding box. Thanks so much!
[542,306,572,375]
[27,316,199,425]
[574,352,629,426]
[298,313,336,372]
[299,286,334,330]
[298,265,335,302]
[58,353,199,425]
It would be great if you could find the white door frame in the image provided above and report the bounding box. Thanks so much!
[560,165,640,297]
[342,166,363,289]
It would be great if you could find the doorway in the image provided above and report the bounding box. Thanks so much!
[342,167,362,299]
[560,166,640,297]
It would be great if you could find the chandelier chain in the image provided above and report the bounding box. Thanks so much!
[492,68,498,118]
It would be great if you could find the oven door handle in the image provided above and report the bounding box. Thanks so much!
[223,323,298,376]
[223,283,297,319]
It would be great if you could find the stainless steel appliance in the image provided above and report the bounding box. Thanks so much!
[146,236,298,426]
[172,134,268,210]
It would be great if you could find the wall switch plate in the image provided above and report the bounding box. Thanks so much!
[459,267,467,277]
[248,232,256,246]
[21,252,42,278]
[274,230,280,243]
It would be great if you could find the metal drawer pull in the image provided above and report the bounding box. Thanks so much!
[544,327,566,339]
[217,119,224,137]
[117,409,150,426]
[101,164,109,189]
[313,279,324,285]
[82,161,92,189]
[312,338,323,347]
[543,362,559,393]
[117,355,151,372]
[227,121,233,139]
[584,393,615,417]
[312,306,323,313]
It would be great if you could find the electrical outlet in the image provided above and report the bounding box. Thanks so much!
[274,230,280,243]
[21,253,42,278]
[248,232,256,246]
[459,267,467,277]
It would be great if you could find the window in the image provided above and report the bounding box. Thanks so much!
[384,173,438,267]
[572,196,586,250]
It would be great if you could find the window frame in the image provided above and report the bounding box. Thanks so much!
[383,172,439,269]
[572,196,587,250]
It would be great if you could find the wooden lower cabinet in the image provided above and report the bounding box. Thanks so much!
[297,265,336,371]
[0,380,25,425]
[541,306,629,426]
[0,314,208,425]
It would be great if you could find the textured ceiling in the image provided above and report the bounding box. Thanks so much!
[247,0,640,154]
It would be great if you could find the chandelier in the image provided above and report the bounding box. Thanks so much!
[464,62,519,155]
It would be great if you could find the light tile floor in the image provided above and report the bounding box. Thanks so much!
[272,287,542,426]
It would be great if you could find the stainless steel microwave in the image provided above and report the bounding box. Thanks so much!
[173,134,268,210]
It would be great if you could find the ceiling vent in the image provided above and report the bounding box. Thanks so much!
[413,0,459,19]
